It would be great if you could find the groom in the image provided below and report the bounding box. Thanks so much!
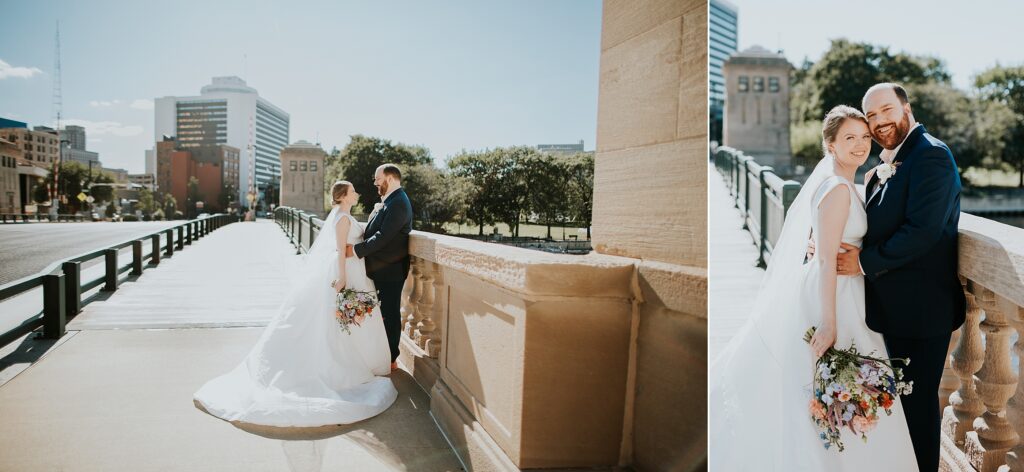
[836,83,966,471]
[346,163,413,371]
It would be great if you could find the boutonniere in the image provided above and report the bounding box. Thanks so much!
[373,203,384,212]
[874,161,901,185]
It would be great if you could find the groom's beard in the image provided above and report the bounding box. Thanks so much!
[377,181,389,197]
[872,112,911,150]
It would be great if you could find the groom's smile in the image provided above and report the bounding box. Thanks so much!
[863,86,916,150]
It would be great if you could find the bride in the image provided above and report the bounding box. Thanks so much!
[194,180,397,427]
[709,106,918,470]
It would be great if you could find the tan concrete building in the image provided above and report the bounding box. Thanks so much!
[723,45,793,166]
[128,173,156,190]
[279,140,325,215]
[0,138,20,214]
[0,127,60,166]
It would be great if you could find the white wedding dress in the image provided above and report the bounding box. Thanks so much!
[709,158,918,471]
[194,208,397,427]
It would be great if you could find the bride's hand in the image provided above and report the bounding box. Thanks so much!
[331,279,345,293]
[810,323,836,359]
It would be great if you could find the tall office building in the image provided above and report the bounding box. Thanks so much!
[154,76,290,208]
[63,125,86,150]
[709,0,738,144]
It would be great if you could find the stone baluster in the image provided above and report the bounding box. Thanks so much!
[967,292,1019,472]
[426,266,446,359]
[414,262,437,352]
[999,305,1024,472]
[400,261,416,326]
[941,326,964,412]
[404,259,425,337]
[947,279,987,447]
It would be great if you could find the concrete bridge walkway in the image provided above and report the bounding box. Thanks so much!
[0,220,463,471]
[708,165,766,361]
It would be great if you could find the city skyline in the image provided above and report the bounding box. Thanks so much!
[733,0,1024,91]
[0,0,603,174]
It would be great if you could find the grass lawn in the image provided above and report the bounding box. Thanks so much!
[963,168,1023,187]
[443,222,590,240]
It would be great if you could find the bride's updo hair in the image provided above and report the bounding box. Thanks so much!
[821,105,868,153]
[330,180,353,205]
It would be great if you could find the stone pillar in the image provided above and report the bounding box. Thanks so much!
[593,0,708,469]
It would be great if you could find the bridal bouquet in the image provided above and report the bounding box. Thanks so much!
[803,327,913,451]
[334,288,379,334]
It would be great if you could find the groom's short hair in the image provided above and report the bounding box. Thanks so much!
[380,163,402,181]
[863,82,910,109]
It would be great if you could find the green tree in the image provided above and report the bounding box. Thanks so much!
[564,153,594,239]
[448,150,501,235]
[33,161,115,213]
[137,187,157,215]
[524,153,567,239]
[161,193,179,219]
[402,164,466,232]
[330,135,433,213]
[488,147,533,237]
[186,176,202,218]
[793,39,950,124]
[975,65,1024,186]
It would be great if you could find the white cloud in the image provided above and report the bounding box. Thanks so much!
[0,59,43,79]
[130,99,154,110]
[89,100,119,107]
[61,119,144,137]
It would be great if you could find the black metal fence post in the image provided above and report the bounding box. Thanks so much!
[757,167,774,268]
[132,240,144,275]
[42,272,66,339]
[103,248,118,291]
[151,234,160,265]
[185,223,192,245]
[62,261,81,317]
[308,215,315,249]
[176,226,184,250]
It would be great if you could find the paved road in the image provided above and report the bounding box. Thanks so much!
[0,221,181,285]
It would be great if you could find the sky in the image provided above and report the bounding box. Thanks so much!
[730,0,1024,91]
[0,0,603,174]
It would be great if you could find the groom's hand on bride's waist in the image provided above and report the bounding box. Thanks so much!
[836,243,864,276]
[345,244,355,258]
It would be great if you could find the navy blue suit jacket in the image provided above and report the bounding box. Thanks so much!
[861,125,966,338]
[354,188,412,283]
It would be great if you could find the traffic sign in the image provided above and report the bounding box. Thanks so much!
[77,192,87,202]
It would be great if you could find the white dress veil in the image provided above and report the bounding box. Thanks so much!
[194,206,397,427]
[709,155,838,470]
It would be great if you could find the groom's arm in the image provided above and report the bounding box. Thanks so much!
[353,197,411,259]
[859,149,958,281]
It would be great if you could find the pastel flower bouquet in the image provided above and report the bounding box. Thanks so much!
[803,327,913,451]
[334,288,379,334]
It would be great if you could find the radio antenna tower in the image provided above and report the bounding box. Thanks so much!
[50,21,64,213]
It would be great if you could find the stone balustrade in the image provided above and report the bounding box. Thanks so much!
[396,230,705,470]
[942,214,1024,472]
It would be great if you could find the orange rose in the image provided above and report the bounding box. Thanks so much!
[809,399,826,421]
